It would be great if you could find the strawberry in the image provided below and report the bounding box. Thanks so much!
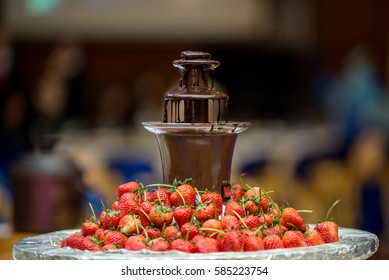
[244,234,264,251]
[231,183,245,201]
[224,201,245,218]
[201,219,222,238]
[138,201,153,226]
[280,207,307,232]
[171,238,196,253]
[99,209,121,230]
[116,181,140,198]
[173,205,194,228]
[102,244,117,251]
[195,201,217,222]
[263,225,287,238]
[305,227,325,245]
[315,199,340,243]
[181,222,200,240]
[219,230,244,252]
[241,228,262,238]
[80,236,102,251]
[60,231,83,248]
[118,193,140,218]
[81,220,99,236]
[170,184,196,207]
[163,225,180,241]
[118,214,142,235]
[150,188,171,207]
[111,200,119,210]
[244,186,261,199]
[149,204,173,228]
[103,231,127,248]
[201,191,223,217]
[245,200,260,215]
[259,214,273,228]
[94,228,107,243]
[220,215,241,230]
[242,215,261,229]
[263,234,284,250]
[142,226,162,240]
[139,191,153,203]
[282,230,308,248]
[125,235,148,251]
[315,221,339,243]
[149,237,171,252]
[195,237,220,253]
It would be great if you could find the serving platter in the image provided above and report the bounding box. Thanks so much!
[13,226,378,260]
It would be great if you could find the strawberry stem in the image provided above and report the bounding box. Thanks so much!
[324,199,341,221]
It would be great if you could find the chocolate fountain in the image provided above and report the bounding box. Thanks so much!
[142,51,250,197]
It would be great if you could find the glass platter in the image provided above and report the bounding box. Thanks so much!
[13,226,378,260]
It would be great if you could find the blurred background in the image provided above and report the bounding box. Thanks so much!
[0,0,388,258]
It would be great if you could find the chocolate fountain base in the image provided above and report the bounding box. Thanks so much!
[13,226,378,260]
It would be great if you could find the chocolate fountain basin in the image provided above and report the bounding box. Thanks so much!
[143,121,250,194]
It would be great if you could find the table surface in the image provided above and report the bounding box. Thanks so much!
[0,232,33,260]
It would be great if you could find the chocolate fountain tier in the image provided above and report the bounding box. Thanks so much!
[143,121,250,192]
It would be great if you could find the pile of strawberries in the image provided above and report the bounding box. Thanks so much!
[60,179,340,253]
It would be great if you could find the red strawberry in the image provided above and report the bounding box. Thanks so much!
[201,192,223,217]
[102,244,117,251]
[280,207,307,232]
[244,187,261,199]
[263,234,284,250]
[142,226,162,240]
[181,222,200,240]
[315,221,339,243]
[259,214,273,228]
[220,215,241,230]
[111,200,119,210]
[305,227,325,245]
[61,231,83,248]
[195,201,217,222]
[245,200,260,215]
[171,239,196,253]
[170,184,196,207]
[242,215,261,229]
[163,225,180,241]
[241,228,262,238]
[149,204,173,228]
[224,201,244,218]
[116,181,140,197]
[149,237,171,252]
[118,214,142,235]
[138,201,153,226]
[219,230,244,252]
[231,183,245,201]
[282,230,308,248]
[201,219,222,238]
[80,236,102,251]
[263,225,287,238]
[81,220,99,236]
[99,209,121,230]
[173,205,194,228]
[244,234,264,251]
[195,237,220,253]
[118,193,140,217]
[94,228,107,243]
[139,191,153,203]
[103,231,127,248]
[150,188,171,207]
[125,235,148,251]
